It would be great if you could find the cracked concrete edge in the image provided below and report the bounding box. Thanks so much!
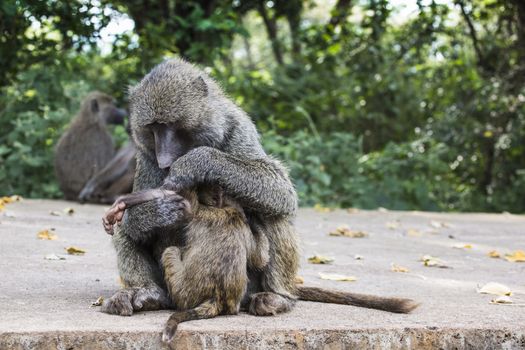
[1,328,524,350]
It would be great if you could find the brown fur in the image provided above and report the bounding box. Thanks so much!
[103,186,269,341]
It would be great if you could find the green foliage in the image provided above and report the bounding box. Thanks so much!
[1,0,524,213]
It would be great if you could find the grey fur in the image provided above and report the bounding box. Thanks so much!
[54,91,127,201]
[102,58,300,319]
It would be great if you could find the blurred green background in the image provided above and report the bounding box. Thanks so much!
[1,0,524,212]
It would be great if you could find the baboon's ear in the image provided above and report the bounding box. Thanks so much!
[191,76,208,97]
[90,99,100,114]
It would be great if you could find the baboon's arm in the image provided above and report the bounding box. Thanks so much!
[79,142,136,202]
[166,146,297,217]
[118,153,192,243]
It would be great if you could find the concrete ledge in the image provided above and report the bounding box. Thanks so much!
[2,328,525,349]
[1,200,524,349]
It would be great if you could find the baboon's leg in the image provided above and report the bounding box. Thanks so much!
[248,218,299,316]
[160,246,185,299]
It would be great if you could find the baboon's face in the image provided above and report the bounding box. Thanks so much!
[129,69,224,170]
[88,93,127,125]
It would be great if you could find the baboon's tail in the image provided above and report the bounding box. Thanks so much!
[162,299,220,343]
[297,286,419,314]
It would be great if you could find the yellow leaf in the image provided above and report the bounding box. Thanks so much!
[483,130,493,138]
[488,250,501,258]
[477,282,512,296]
[37,229,58,240]
[308,255,334,264]
[452,243,473,249]
[391,263,410,273]
[329,226,368,238]
[386,221,400,229]
[319,273,356,282]
[65,246,86,255]
[490,296,513,304]
[63,207,75,215]
[505,250,525,262]
[407,229,422,237]
[0,202,5,211]
[314,204,332,213]
[91,296,104,307]
[294,276,304,284]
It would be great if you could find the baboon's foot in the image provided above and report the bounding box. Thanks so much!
[132,285,171,311]
[100,288,135,316]
[101,286,170,316]
[248,292,295,316]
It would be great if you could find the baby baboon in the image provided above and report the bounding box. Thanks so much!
[54,92,127,200]
[103,186,269,342]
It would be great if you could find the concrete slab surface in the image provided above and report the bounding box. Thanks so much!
[0,199,524,349]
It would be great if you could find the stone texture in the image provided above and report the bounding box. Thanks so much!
[1,200,524,349]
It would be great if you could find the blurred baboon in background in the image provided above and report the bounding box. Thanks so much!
[78,141,136,204]
[54,91,128,201]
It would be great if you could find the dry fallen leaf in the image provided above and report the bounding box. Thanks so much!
[420,255,449,268]
[319,273,357,282]
[65,246,86,255]
[37,229,58,240]
[308,255,334,264]
[407,229,422,237]
[430,220,448,229]
[49,211,61,216]
[377,207,388,213]
[329,226,368,238]
[63,207,75,215]
[453,243,473,249]
[488,250,501,258]
[91,296,104,307]
[391,263,410,273]
[44,254,66,260]
[294,276,304,284]
[490,295,513,304]
[386,221,400,230]
[347,208,360,214]
[477,282,512,296]
[505,250,525,263]
[354,254,364,260]
[314,204,332,213]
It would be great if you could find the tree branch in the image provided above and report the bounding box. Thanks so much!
[257,3,284,65]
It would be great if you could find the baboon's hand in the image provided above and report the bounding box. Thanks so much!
[143,193,191,227]
[102,200,126,235]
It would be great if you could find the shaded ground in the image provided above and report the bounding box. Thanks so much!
[0,199,524,349]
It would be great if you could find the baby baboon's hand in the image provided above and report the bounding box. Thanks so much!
[102,199,126,235]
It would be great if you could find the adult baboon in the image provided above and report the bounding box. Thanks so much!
[101,59,418,326]
[54,92,126,200]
